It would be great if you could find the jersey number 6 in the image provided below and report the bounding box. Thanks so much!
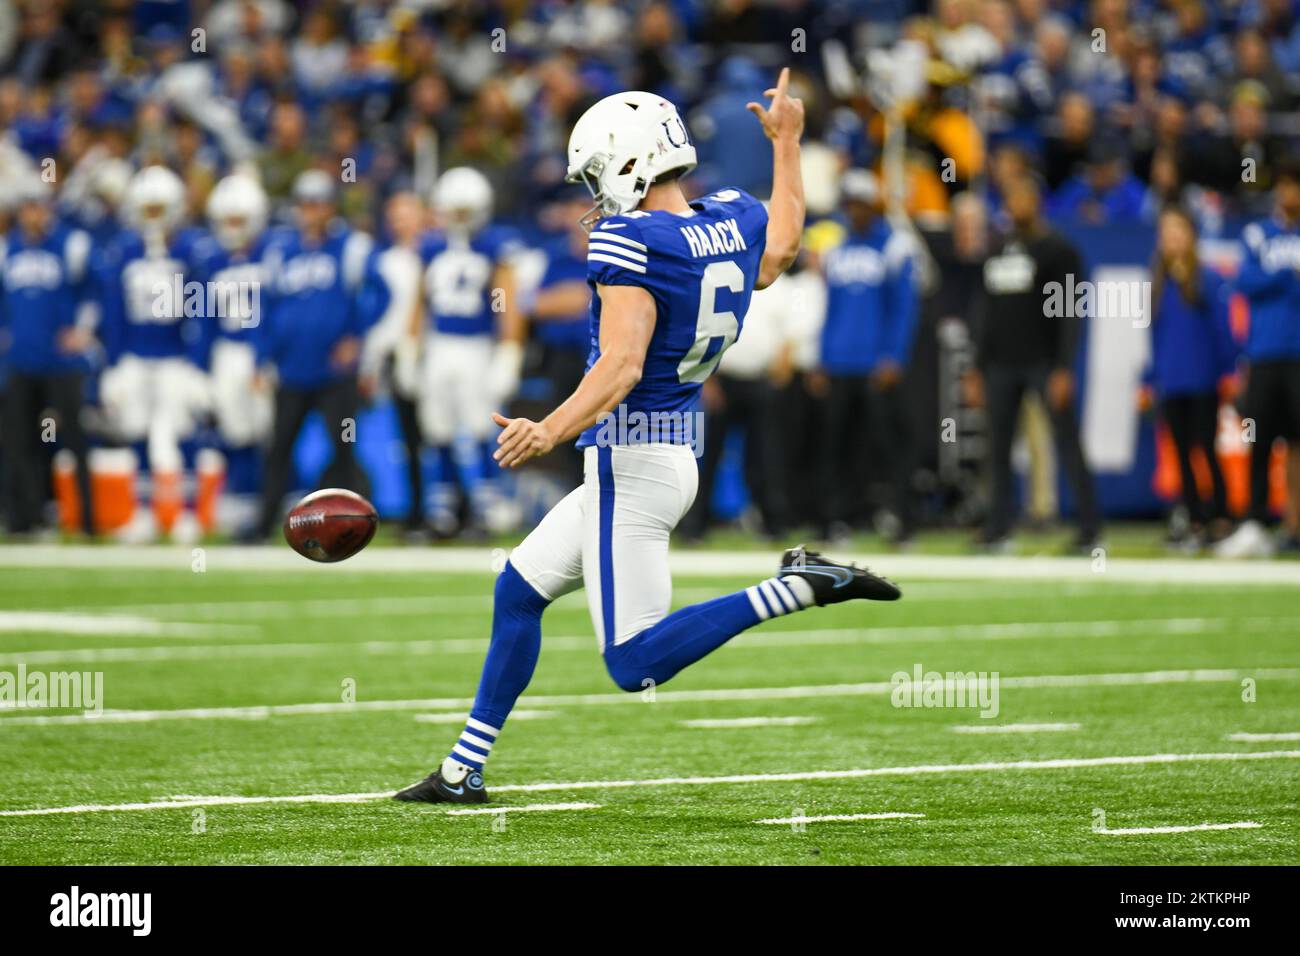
[677,259,744,383]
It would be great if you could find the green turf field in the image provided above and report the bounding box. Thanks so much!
[1,545,1298,865]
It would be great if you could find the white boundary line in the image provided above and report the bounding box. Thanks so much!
[4,616,1292,667]
[5,545,1300,585]
[1096,821,1262,835]
[680,716,820,729]
[445,802,599,816]
[1227,731,1300,742]
[3,667,1297,726]
[952,723,1082,734]
[2,750,1295,817]
[754,812,925,824]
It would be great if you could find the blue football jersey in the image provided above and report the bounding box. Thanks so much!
[420,224,522,336]
[192,233,271,345]
[578,187,768,448]
[96,227,208,365]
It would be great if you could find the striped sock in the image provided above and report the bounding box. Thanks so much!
[744,576,814,621]
[441,716,501,781]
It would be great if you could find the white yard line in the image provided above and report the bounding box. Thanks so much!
[1096,821,1263,835]
[445,802,599,816]
[413,710,554,724]
[754,812,924,824]
[952,723,1082,734]
[1227,731,1300,742]
[3,667,1298,726]
[0,612,251,639]
[6,545,1300,585]
[4,616,1290,666]
[2,750,1295,817]
[680,716,820,729]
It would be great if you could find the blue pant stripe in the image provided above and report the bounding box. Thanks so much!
[597,445,616,650]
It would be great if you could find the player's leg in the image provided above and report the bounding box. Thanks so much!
[253,384,313,538]
[419,335,463,535]
[586,444,899,694]
[49,372,96,536]
[980,366,1025,545]
[461,336,508,532]
[395,484,585,803]
[317,375,370,499]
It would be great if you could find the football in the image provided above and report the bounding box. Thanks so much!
[282,488,379,563]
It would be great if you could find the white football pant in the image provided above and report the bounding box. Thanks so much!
[509,443,699,650]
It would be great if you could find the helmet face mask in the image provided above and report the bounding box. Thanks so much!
[125,166,186,238]
[568,153,623,231]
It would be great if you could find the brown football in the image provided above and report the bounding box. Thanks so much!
[283,488,379,563]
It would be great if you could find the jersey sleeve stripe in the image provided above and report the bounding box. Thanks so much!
[588,241,647,263]
[588,252,647,274]
[589,231,648,252]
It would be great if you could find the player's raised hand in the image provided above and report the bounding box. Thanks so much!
[492,412,556,468]
[747,67,804,143]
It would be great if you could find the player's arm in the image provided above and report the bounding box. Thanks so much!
[750,68,806,290]
[492,283,655,468]
[487,259,527,402]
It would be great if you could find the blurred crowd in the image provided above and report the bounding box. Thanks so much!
[1,0,1299,555]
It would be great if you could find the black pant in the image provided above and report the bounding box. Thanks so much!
[821,373,915,534]
[682,374,788,537]
[1241,359,1300,523]
[983,364,1100,541]
[1160,391,1226,525]
[3,371,93,534]
[256,378,371,536]
[392,391,424,528]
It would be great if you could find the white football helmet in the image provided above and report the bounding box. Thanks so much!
[124,165,186,234]
[433,166,493,234]
[565,91,697,227]
[207,174,268,251]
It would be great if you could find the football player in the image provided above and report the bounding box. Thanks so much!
[418,166,525,536]
[201,173,272,523]
[396,71,901,805]
[96,165,211,543]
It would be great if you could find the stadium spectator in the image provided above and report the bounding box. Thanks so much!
[1048,135,1146,224]
[1141,205,1238,548]
[966,176,1101,550]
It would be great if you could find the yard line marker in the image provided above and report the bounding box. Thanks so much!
[2,750,1296,817]
[5,616,1291,667]
[953,723,1081,734]
[414,710,555,724]
[1096,821,1262,835]
[445,802,599,816]
[1227,731,1300,742]
[680,716,819,729]
[754,812,924,825]
[0,612,250,639]
[3,668,1298,726]
[8,545,1300,585]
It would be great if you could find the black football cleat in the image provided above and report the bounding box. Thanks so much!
[778,545,902,604]
[393,769,489,804]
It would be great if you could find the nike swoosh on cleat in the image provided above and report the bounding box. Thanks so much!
[442,784,464,795]
[796,565,856,587]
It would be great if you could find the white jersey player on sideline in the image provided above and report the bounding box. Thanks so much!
[96,165,212,543]
[418,167,526,535]
[201,173,272,527]
[395,71,901,806]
